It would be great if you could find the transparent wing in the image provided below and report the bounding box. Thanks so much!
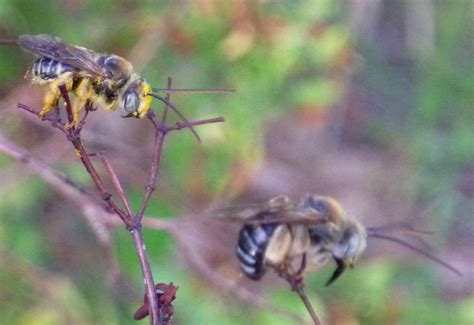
[213,195,326,225]
[213,195,293,220]
[18,34,106,77]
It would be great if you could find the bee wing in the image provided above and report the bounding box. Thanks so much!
[244,209,327,226]
[18,34,106,77]
[213,195,295,221]
[214,195,326,225]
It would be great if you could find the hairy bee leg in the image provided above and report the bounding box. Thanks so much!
[38,73,74,121]
[39,82,62,119]
[294,253,307,279]
[67,78,92,128]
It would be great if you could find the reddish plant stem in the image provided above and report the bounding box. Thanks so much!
[131,228,161,325]
[0,39,18,45]
[57,86,128,223]
[58,86,160,323]
[165,116,225,133]
[96,152,134,216]
[160,78,171,124]
[70,136,130,225]
[293,284,321,325]
[17,82,227,325]
[135,78,172,223]
[17,103,68,135]
[135,117,166,224]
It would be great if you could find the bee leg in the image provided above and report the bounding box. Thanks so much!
[39,74,74,121]
[38,82,61,120]
[67,78,92,129]
[293,253,307,279]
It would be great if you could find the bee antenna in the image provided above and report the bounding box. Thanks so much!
[152,88,235,94]
[147,93,201,143]
[367,222,433,236]
[367,232,462,276]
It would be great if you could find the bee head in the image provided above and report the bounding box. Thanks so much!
[325,220,367,286]
[120,77,152,118]
[301,195,367,285]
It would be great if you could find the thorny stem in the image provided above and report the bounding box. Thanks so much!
[16,81,227,325]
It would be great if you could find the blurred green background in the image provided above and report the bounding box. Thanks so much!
[0,1,473,324]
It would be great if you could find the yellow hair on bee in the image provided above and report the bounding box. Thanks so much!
[135,82,152,118]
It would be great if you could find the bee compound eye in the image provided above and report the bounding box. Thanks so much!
[123,91,139,113]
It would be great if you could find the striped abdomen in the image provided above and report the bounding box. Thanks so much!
[29,57,76,82]
[236,223,278,280]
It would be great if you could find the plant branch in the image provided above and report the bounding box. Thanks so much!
[0,130,311,324]
[14,79,230,324]
[94,152,134,216]
[165,116,225,133]
[135,79,172,223]
[293,284,321,325]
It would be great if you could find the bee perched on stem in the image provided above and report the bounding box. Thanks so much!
[217,194,461,287]
[17,34,200,139]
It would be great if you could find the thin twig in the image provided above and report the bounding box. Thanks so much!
[146,92,201,142]
[0,132,308,324]
[169,224,311,324]
[58,85,74,127]
[71,137,130,225]
[55,86,130,225]
[14,79,232,324]
[166,117,225,133]
[160,78,171,124]
[131,228,160,325]
[293,284,322,325]
[17,103,68,135]
[135,78,172,223]
[95,152,134,216]
[0,39,18,45]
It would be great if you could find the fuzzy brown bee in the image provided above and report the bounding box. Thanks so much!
[217,194,461,286]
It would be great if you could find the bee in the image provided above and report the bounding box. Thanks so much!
[217,194,461,286]
[18,34,198,138]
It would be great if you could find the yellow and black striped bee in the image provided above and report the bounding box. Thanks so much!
[18,34,197,136]
[217,194,461,285]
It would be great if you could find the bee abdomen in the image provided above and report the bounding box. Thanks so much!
[236,223,278,280]
[30,57,75,81]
